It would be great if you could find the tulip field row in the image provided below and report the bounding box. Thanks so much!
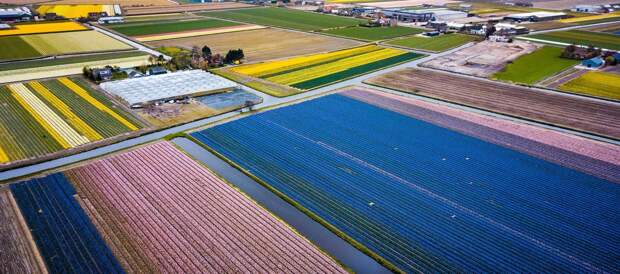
[220,45,421,96]
[0,188,45,274]
[10,173,124,273]
[2,142,344,273]
[192,89,620,273]
[65,142,345,273]
[0,77,142,166]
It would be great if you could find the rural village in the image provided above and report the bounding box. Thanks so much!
[0,0,619,273]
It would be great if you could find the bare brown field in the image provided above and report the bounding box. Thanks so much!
[521,21,575,31]
[585,21,620,33]
[0,0,50,4]
[421,40,539,77]
[365,68,620,140]
[533,0,618,10]
[148,28,363,63]
[124,2,253,15]
[0,188,46,274]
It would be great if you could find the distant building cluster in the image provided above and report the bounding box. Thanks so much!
[0,7,32,23]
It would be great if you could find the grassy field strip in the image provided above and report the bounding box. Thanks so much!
[0,55,149,84]
[266,48,403,85]
[386,33,477,52]
[29,81,103,141]
[135,24,266,42]
[321,26,424,41]
[202,7,365,31]
[232,45,379,77]
[559,71,620,100]
[525,30,620,51]
[0,21,87,36]
[493,46,579,85]
[9,83,89,148]
[59,77,139,131]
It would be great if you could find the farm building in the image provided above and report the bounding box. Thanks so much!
[100,70,238,107]
[383,8,467,22]
[0,7,32,23]
[504,11,567,22]
[581,57,604,68]
[98,16,124,24]
[572,5,603,13]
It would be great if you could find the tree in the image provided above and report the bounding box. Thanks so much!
[148,55,156,65]
[157,54,166,64]
[485,25,496,38]
[605,56,617,66]
[202,46,212,58]
[224,49,245,64]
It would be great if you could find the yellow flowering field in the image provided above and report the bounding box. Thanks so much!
[221,45,423,95]
[0,78,142,167]
[0,21,86,36]
[559,12,620,23]
[559,71,620,100]
[36,5,116,19]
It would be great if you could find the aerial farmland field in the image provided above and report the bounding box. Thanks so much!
[64,141,346,273]
[148,28,363,63]
[106,18,241,37]
[525,30,620,50]
[0,30,133,61]
[202,7,366,31]
[321,26,424,41]
[192,88,620,273]
[0,77,142,168]
[493,46,579,85]
[559,71,620,100]
[0,21,87,36]
[10,173,124,273]
[0,188,45,273]
[365,69,620,140]
[387,33,478,52]
[217,45,422,96]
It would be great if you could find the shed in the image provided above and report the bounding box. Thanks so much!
[582,57,604,68]
[147,66,167,76]
[93,68,113,81]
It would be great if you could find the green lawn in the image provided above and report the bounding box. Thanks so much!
[387,33,477,52]
[0,51,147,71]
[202,7,365,31]
[321,26,423,41]
[493,46,579,85]
[526,30,620,50]
[0,36,41,61]
[108,19,240,36]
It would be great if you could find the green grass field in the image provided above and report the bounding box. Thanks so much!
[0,36,41,61]
[526,30,620,50]
[202,7,365,31]
[387,33,477,52]
[108,19,240,36]
[559,71,620,100]
[493,46,579,85]
[321,26,423,41]
[0,51,147,71]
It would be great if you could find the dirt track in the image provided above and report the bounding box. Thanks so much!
[366,68,620,140]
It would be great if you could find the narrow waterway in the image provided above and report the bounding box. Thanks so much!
[171,137,391,274]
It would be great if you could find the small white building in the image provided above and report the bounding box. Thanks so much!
[98,16,124,24]
[573,5,603,13]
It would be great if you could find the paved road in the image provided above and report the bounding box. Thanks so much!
[91,25,172,60]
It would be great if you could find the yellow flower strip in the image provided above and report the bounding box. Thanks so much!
[29,81,103,142]
[0,145,8,163]
[36,5,105,19]
[8,84,72,149]
[267,48,404,86]
[10,83,89,147]
[559,12,620,23]
[231,45,381,77]
[58,77,138,131]
[0,21,86,36]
